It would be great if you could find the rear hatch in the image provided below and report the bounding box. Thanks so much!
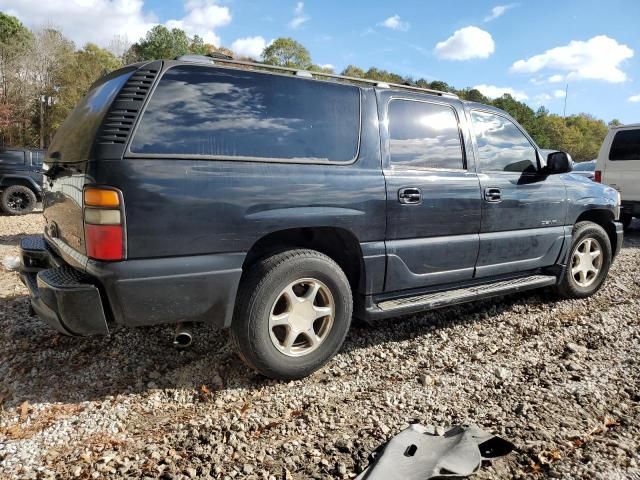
[42,63,158,261]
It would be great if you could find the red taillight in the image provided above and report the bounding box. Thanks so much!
[594,170,602,183]
[83,187,124,261]
[85,224,124,260]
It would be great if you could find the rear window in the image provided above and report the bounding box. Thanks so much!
[610,129,640,160]
[388,99,464,170]
[47,70,134,162]
[130,65,361,162]
[0,150,25,165]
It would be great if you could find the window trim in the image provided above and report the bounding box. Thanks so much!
[470,108,541,174]
[385,96,467,172]
[608,129,640,161]
[124,64,363,165]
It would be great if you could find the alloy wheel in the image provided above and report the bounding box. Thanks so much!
[571,237,603,288]
[7,191,32,213]
[268,278,335,357]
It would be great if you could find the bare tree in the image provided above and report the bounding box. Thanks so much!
[107,34,131,64]
[0,14,34,146]
[28,27,74,147]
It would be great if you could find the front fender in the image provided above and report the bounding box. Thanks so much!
[562,174,618,224]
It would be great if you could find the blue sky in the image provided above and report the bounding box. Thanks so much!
[3,0,639,123]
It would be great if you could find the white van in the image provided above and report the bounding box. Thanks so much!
[596,124,640,229]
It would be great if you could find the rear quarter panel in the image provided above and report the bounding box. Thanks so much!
[91,159,386,258]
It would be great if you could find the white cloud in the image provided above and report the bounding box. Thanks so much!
[320,63,334,70]
[1,0,155,47]
[511,35,634,83]
[379,14,409,32]
[434,26,495,60]
[166,0,231,46]
[629,94,640,103]
[534,93,552,103]
[230,36,266,59]
[484,4,517,22]
[288,2,309,29]
[533,90,566,104]
[548,74,565,83]
[473,84,528,101]
[0,0,231,48]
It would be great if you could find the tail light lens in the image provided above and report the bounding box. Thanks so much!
[83,187,124,261]
[85,225,124,260]
[594,170,602,183]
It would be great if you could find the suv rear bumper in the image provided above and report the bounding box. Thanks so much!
[19,235,244,336]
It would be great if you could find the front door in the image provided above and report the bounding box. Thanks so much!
[469,109,567,278]
[381,94,482,292]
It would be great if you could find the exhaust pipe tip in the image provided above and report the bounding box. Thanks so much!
[173,323,193,349]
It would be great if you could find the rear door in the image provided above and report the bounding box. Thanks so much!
[601,128,640,202]
[379,91,482,292]
[469,108,567,278]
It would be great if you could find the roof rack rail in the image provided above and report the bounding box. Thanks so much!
[175,55,458,98]
[610,122,640,129]
[175,52,234,64]
[175,54,215,64]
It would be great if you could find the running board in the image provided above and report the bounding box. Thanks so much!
[377,275,556,312]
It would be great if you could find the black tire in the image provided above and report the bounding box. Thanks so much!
[1,185,37,215]
[621,213,633,231]
[556,221,612,299]
[230,249,353,380]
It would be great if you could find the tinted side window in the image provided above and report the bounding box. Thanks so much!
[0,150,25,165]
[471,110,537,174]
[610,129,640,161]
[130,66,360,162]
[388,100,464,169]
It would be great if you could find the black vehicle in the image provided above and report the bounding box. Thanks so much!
[20,57,623,380]
[0,148,44,215]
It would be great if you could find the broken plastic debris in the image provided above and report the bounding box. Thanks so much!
[2,255,20,272]
[356,424,514,479]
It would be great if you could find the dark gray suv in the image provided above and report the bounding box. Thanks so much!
[20,57,623,379]
[0,148,44,215]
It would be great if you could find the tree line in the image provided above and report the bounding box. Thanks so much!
[0,13,618,161]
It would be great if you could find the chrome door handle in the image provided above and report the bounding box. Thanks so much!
[398,187,421,204]
[484,187,502,202]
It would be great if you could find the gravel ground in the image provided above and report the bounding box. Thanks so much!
[1,212,639,480]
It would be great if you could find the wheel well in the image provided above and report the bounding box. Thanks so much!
[0,178,39,195]
[575,209,617,252]
[242,227,365,293]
